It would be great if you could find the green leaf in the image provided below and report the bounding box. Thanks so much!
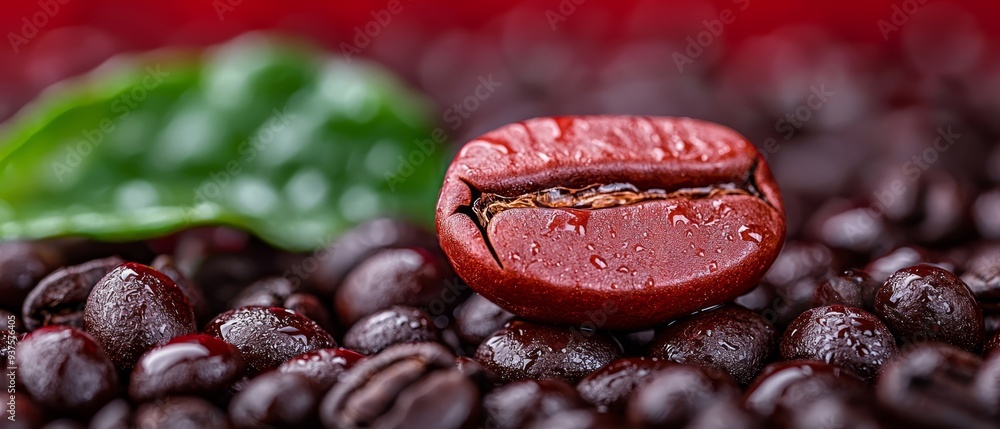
[0,33,447,251]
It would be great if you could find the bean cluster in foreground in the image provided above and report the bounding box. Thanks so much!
[2,219,1000,429]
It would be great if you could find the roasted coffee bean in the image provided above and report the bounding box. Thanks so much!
[231,277,333,332]
[975,351,1000,413]
[16,326,118,415]
[877,343,993,428]
[320,342,479,429]
[134,397,230,429]
[205,306,336,374]
[685,400,764,429]
[744,360,867,417]
[483,379,586,429]
[437,116,786,329]
[576,357,675,411]
[455,355,500,392]
[650,305,776,385]
[342,306,441,355]
[334,247,455,326]
[874,265,984,352]
[475,320,622,383]
[780,305,897,381]
[0,241,61,309]
[810,269,880,310]
[777,397,882,429]
[755,242,840,327]
[626,364,740,428]
[22,256,123,332]
[865,245,957,283]
[313,218,439,296]
[229,372,321,428]
[128,334,245,402]
[151,255,211,324]
[84,262,197,370]
[523,409,622,429]
[90,398,132,429]
[453,292,515,346]
[277,347,364,390]
[960,242,1000,303]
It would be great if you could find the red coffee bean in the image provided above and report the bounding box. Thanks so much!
[437,116,785,329]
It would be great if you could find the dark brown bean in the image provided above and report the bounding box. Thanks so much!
[876,342,993,428]
[744,360,866,417]
[483,379,586,429]
[84,262,197,370]
[277,347,364,390]
[341,306,441,355]
[453,292,515,346]
[0,241,61,310]
[16,326,118,416]
[313,218,439,296]
[334,247,455,326]
[128,334,245,402]
[780,305,897,381]
[874,265,984,352]
[650,305,776,385]
[626,364,740,428]
[810,269,880,310]
[229,372,322,428]
[576,357,675,411]
[475,320,622,383]
[205,306,336,374]
[134,397,230,429]
[22,256,123,332]
[319,342,479,429]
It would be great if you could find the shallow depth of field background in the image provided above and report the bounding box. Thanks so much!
[1,0,998,255]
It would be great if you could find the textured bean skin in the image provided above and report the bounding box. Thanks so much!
[650,305,776,385]
[475,320,622,383]
[83,262,197,370]
[205,306,336,374]
[21,256,122,331]
[484,379,586,429]
[341,306,441,355]
[576,357,675,411]
[877,343,993,429]
[744,360,867,417]
[128,334,245,402]
[16,326,118,415]
[277,347,364,390]
[874,265,984,352]
[320,342,479,429]
[780,305,897,381]
[437,116,785,329]
[626,364,740,429]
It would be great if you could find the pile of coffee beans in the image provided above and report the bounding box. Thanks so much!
[1,218,998,428]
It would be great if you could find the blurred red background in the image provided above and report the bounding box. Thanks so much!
[2,0,998,246]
